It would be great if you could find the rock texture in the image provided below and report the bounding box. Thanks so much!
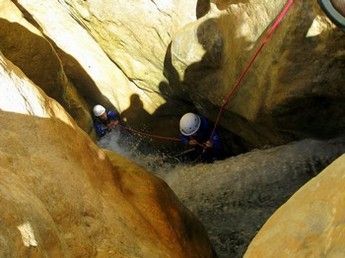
[163,138,345,258]
[170,0,345,147]
[15,0,146,114]
[0,0,92,132]
[0,51,73,125]
[245,154,345,258]
[54,0,204,132]
[0,52,215,257]
[2,0,344,147]
[2,0,199,135]
[60,0,199,94]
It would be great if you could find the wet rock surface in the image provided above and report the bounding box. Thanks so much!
[0,51,215,258]
[170,0,345,147]
[1,0,344,148]
[1,0,345,257]
[163,138,345,257]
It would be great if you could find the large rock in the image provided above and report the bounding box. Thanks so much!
[13,0,206,131]
[55,0,207,132]
[60,0,200,94]
[170,0,345,147]
[0,52,215,257]
[4,0,344,146]
[164,138,345,258]
[245,154,345,258]
[0,0,92,132]
[14,0,144,113]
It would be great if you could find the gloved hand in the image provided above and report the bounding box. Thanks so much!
[107,120,119,129]
[189,139,199,146]
[204,140,213,149]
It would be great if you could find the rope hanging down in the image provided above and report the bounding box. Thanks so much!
[210,0,294,139]
[118,0,294,143]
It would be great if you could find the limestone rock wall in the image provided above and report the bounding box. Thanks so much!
[55,0,205,132]
[0,0,92,133]
[1,0,344,146]
[170,0,345,147]
[0,52,215,257]
[0,50,73,124]
[245,154,345,258]
[60,0,199,95]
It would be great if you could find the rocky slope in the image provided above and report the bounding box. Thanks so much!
[245,154,345,258]
[0,52,215,257]
[164,138,345,258]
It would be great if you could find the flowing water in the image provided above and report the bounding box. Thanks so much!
[98,131,345,258]
[97,129,178,171]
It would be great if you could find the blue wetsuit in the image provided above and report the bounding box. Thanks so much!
[180,115,223,162]
[93,111,119,138]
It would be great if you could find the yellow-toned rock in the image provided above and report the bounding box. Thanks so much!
[0,0,92,132]
[60,0,201,95]
[245,154,345,258]
[0,51,73,124]
[37,0,205,131]
[15,0,160,117]
[171,0,345,147]
[0,52,215,257]
[4,0,344,146]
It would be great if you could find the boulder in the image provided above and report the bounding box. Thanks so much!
[164,138,345,257]
[0,0,92,132]
[170,0,345,147]
[0,52,215,257]
[245,154,345,258]
[53,0,207,132]
[59,0,200,94]
[12,0,152,131]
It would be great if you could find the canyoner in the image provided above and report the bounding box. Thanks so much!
[93,104,120,138]
[179,113,225,163]
[93,0,295,163]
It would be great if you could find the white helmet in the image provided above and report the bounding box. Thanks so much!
[93,105,106,117]
[179,113,201,136]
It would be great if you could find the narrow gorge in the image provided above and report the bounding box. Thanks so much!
[0,0,344,257]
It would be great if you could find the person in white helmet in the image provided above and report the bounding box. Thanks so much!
[93,104,120,138]
[179,112,223,163]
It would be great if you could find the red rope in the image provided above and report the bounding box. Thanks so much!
[117,0,294,144]
[210,0,294,138]
[119,124,181,142]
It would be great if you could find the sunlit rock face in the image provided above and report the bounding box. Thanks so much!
[2,0,344,145]
[10,0,203,134]
[245,154,345,258]
[0,52,215,257]
[0,0,91,132]
[12,0,143,115]
[0,51,73,124]
[59,0,201,96]
[50,0,206,132]
[0,0,92,132]
[170,0,345,147]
